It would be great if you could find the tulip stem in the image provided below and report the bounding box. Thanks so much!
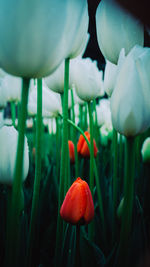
[55,58,70,267]
[5,78,30,267]
[26,78,42,267]
[59,115,106,242]
[56,116,60,182]
[93,99,99,146]
[84,104,88,131]
[10,101,16,127]
[75,225,81,267]
[112,128,118,244]
[117,137,135,267]
[71,88,78,178]
[79,105,84,130]
[87,101,95,241]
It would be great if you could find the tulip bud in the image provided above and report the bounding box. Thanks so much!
[60,177,94,225]
[141,137,150,163]
[110,45,150,136]
[68,140,75,164]
[70,57,103,102]
[77,131,98,158]
[28,83,61,118]
[0,126,29,185]
[45,61,71,94]
[96,0,144,64]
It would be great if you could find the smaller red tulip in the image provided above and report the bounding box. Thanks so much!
[68,140,75,164]
[77,131,98,157]
[60,177,94,225]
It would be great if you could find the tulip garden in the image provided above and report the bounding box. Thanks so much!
[0,0,150,267]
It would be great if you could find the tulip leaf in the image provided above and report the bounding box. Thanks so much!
[61,224,76,267]
[80,228,106,267]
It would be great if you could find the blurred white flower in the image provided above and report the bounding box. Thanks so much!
[3,74,22,102]
[96,0,144,64]
[141,137,150,163]
[100,123,113,146]
[96,99,112,127]
[111,45,150,136]
[48,118,57,134]
[0,68,6,78]
[45,61,66,94]
[28,83,61,118]
[0,78,7,109]
[104,48,125,97]
[0,126,29,185]
[0,110,4,128]
[70,57,103,102]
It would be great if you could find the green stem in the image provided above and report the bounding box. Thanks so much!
[87,101,95,241]
[10,101,16,127]
[59,115,105,240]
[93,160,106,246]
[87,102,94,197]
[71,88,78,178]
[75,225,80,267]
[84,104,88,131]
[79,105,84,130]
[26,79,42,267]
[112,129,118,244]
[5,78,30,267]
[56,116,60,182]
[55,58,70,267]
[93,99,99,146]
[119,134,124,194]
[117,137,135,266]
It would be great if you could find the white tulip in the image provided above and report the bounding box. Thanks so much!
[111,45,150,137]
[0,78,7,109]
[70,57,103,102]
[3,74,22,102]
[104,48,125,96]
[0,68,6,78]
[104,60,117,97]
[96,0,144,64]
[0,126,29,185]
[0,0,74,78]
[0,111,4,128]
[28,83,61,118]
[45,61,66,94]
[67,2,89,59]
[96,99,112,127]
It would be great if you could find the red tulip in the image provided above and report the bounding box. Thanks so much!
[68,140,75,164]
[77,131,98,157]
[60,177,94,225]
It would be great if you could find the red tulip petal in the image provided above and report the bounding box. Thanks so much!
[77,134,85,153]
[68,140,75,163]
[60,178,87,224]
[82,181,95,223]
[80,141,90,157]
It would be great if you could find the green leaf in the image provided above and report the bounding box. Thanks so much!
[61,224,76,267]
[80,229,106,267]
